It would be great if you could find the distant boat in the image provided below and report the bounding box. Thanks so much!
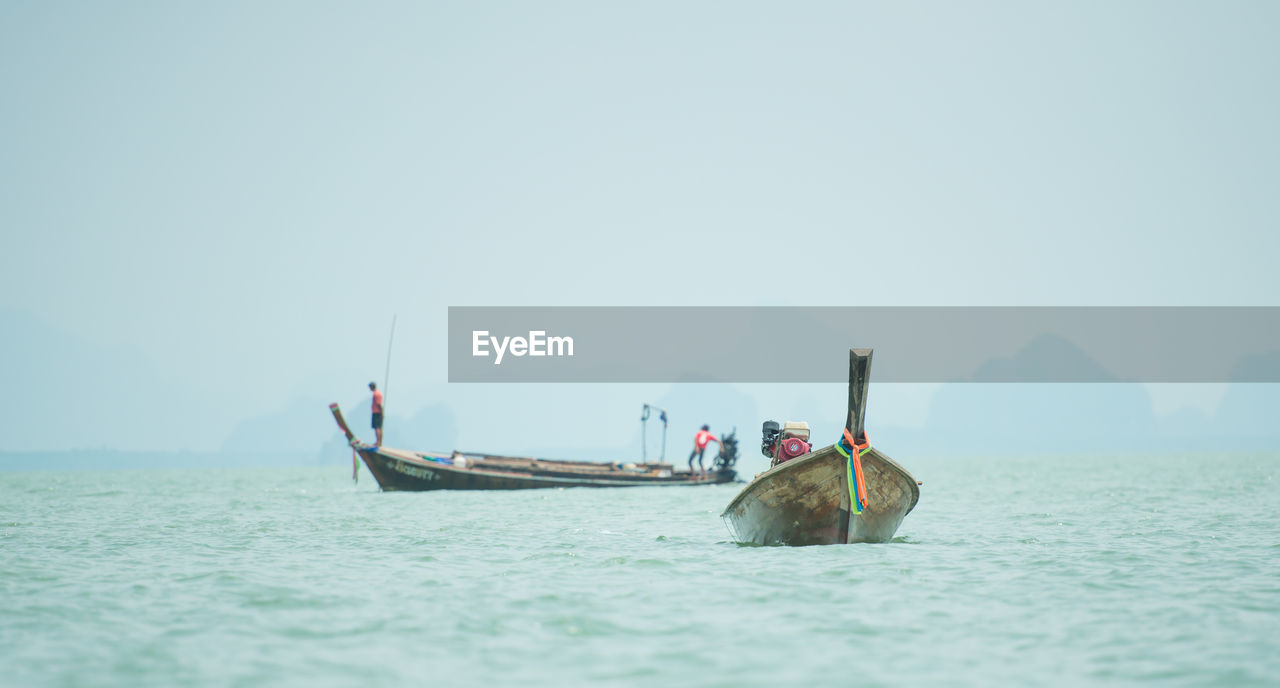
[721,349,920,545]
[328,404,739,490]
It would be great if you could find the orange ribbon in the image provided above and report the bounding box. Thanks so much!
[843,429,870,511]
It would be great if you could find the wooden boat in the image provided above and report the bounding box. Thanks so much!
[721,349,920,545]
[329,404,739,491]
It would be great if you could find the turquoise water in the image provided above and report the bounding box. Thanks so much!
[2,453,1277,687]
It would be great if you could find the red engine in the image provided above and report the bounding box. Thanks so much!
[777,436,811,462]
[762,420,813,466]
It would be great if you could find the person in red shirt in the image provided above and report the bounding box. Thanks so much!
[689,425,719,478]
[369,381,384,447]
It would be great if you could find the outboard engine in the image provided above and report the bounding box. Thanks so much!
[711,429,740,478]
[761,420,812,467]
[760,421,781,458]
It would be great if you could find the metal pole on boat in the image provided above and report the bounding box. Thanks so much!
[384,315,397,404]
[640,404,650,462]
[660,410,667,461]
[640,404,668,463]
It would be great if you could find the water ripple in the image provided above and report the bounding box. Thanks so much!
[1,454,1278,686]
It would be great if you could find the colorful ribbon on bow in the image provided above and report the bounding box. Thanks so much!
[835,429,870,513]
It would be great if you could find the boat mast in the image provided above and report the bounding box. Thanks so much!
[846,348,873,442]
[384,315,397,403]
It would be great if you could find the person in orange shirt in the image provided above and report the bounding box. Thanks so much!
[369,381,384,447]
[688,425,719,478]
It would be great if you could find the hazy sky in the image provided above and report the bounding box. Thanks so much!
[3,2,1277,452]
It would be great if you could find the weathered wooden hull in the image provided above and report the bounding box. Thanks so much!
[357,445,737,492]
[721,444,919,546]
[330,402,737,492]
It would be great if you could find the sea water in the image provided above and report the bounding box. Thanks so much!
[2,452,1277,687]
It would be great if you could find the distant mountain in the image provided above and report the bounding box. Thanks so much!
[902,335,1280,454]
[1228,350,1280,383]
[916,383,1156,453]
[222,396,344,455]
[971,333,1121,382]
[4,307,1276,465]
[0,449,312,472]
[0,308,231,451]
[1212,384,1280,442]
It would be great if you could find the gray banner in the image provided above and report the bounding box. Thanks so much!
[448,307,1280,383]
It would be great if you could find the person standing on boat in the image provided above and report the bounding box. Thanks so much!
[369,381,384,447]
[688,425,719,477]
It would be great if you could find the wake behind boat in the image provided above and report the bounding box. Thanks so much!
[329,404,739,491]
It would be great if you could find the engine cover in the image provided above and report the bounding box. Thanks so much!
[777,437,811,462]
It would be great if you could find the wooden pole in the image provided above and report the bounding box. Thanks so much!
[330,401,361,483]
[846,348,873,442]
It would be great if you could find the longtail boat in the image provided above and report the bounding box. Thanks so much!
[721,349,920,545]
[329,404,739,491]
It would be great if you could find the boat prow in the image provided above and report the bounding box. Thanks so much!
[721,443,919,545]
[720,348,921,545]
